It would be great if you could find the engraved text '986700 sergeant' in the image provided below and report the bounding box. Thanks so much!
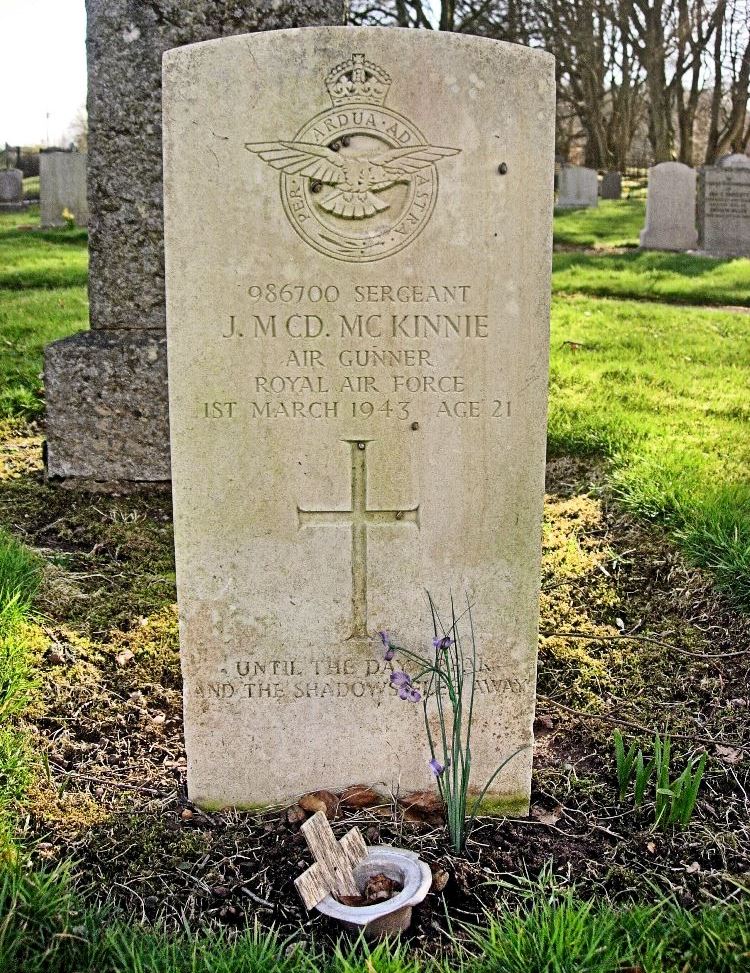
[245,54,460,263]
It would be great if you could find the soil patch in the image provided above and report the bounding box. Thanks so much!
[2,428,748,950]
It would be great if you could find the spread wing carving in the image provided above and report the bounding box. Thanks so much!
[246,140,461,220]
[245,141,346,185]
[367,145,461,191]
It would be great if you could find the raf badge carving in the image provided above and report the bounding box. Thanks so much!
[246,54,460,262]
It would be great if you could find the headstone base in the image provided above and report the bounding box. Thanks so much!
[0,201,30,213]
[44,331,170,485]
[639,227,698,251]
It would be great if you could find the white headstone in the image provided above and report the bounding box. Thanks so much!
[40,151,88,228]
[698,165,750,257]
[557,164,598,208]
[163,27,554,811]
[639,161,698,251]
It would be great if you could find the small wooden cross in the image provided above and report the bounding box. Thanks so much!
[294,811,368,909]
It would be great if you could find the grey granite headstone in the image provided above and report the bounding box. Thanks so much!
[601,171,621,199]
[698,165,750,257]
[557,164,598,208]
[0,168,24,210]
[40,151,88,227]
[44,0,343,486]
[639,162,698,251]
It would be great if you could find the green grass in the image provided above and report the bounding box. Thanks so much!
[0,225,88,291]
[554,198,645,249]
[0,864,748,972]
[0,286,88,417]
[0,205,88,416]
[22,176,39,200]
[550,294,750,606]
[0,528,43,861]
[554,250,750,307]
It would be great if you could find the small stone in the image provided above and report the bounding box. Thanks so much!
[47,649,65,665]
[286,804,307,825]
[180,808,194,821]
[116,648,134,667]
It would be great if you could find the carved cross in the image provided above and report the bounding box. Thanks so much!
[298,439,420,639]
[294,810,368,909]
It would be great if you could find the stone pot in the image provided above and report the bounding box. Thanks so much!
[314,845,432,938]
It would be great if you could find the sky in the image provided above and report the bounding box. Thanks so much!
[0,0,87,147]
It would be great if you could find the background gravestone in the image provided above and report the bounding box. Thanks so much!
[557,164,598,208]
[601,171,621,199]
[43,0,342,486]
[164,27,555,810]
[717,153,750,169]
[0,168,24,210]
[640,161,698,251]
[698,163,750,257]
[40,150,88,227]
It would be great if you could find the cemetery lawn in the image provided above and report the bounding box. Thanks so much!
[1,195,750,970]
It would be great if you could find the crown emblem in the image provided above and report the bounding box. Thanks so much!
[325,53,391,107]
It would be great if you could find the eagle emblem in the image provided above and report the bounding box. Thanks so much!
[247,141,460,220]
[245,54,461,262]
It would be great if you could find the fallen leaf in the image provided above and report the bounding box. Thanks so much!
[685,861,701,874]
[531,805,562,827]
[339,784,382,809]
[398,790,444,824]
[363,872,400,903]
[715,745,743,765]
[646,841,656,854]
[115,648,134,667]
[299,789,339,819]
[430,865,450,892]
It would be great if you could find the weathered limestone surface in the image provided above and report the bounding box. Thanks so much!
[557,164,598,208]
[640,161,698,251]
[40,151,88,227]
[601,171,621,199]
[698,165,750,257]
[44,0,343,484]
[164,27,555,809]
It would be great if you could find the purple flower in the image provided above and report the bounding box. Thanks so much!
[429,758,446,777]
[433,635,454,652]
[390,671,411,689]
[379,630,395,661]
[399,685,421,703]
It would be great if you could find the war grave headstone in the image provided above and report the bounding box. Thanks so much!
[557,164,598,208]
[40,150,89,227]
[0,168,25,211]
[639,161,698,251]
[698,158,750,257]
[43,0,342,486]
[601,171,621,199]
[163,27,555,809]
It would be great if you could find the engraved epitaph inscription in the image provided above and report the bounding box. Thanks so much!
[245,54,460,262]
[163,28,555,809]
